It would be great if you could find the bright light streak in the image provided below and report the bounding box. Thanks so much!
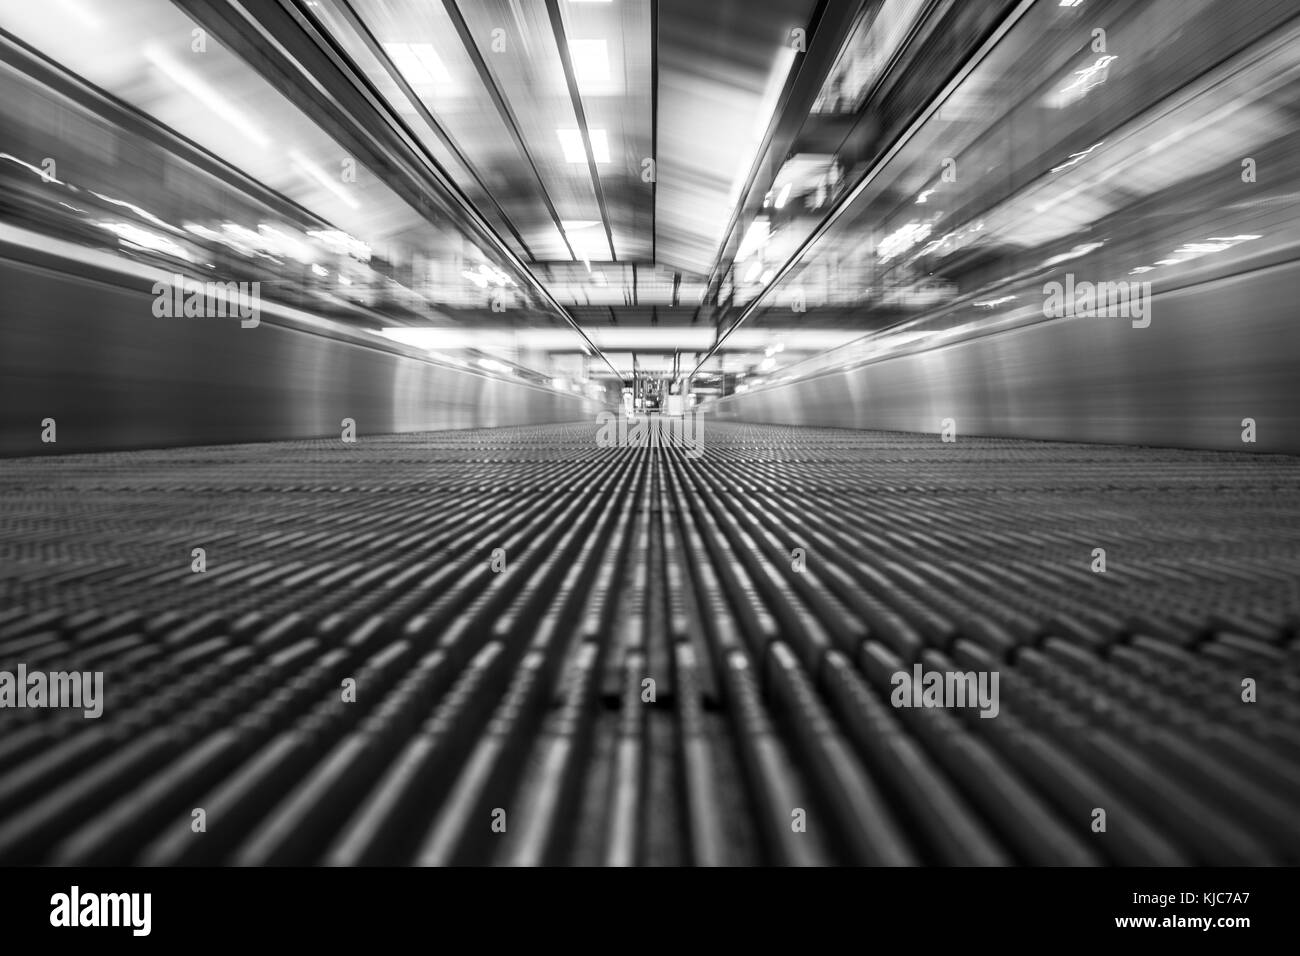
[382,43,452,87]
[735,218,770,261]
[289,151,361,210]
[97,221,192,261]
[144,47,271,149]
[569,39,610,85]
[1051,141,1105,173]
[557,128,610,163]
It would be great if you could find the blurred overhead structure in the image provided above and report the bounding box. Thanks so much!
[1,0,1297,441]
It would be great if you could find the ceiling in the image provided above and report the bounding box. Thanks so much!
[0,0,1088,386]
[291,0,856,379]
[4,0,1293,399]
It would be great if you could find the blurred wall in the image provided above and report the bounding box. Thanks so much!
[711,262,1300,454]
[0,258,600,455]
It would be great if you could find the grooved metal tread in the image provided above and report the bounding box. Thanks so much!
[0,421,1298,865]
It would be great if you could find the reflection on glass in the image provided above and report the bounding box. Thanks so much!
[720,0,1300,393]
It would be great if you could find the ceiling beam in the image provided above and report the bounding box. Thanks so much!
[690,0,1037,378]
[188,0,626,379]
[699,0,865,308]
[326,0,537,260]
[545,0,618,262]
[442,0,577,261]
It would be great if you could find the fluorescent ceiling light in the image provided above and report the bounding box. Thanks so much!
[557,129,585,163]
[569,39,610,85]
[557,128,610,163]
[735,218,770,261]
[144,47,270,149]
[730,46,798,203]
[774,183,792,208]
[561,219,607,260]
[382,42,451,87]
[288,150,361,210]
